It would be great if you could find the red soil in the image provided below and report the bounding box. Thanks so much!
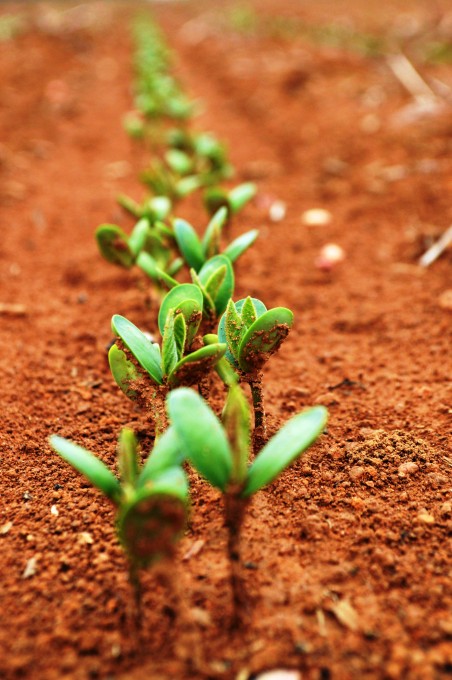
[0,2,451,679]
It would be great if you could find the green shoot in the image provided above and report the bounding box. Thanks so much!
[167,386,327,627]
[203,182,257,218]
[109,285,226,432]
[218,297,294,438]
[173,207,258,271]
[50,427,188,625]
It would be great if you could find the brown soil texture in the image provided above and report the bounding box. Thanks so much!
[1,1,451,679]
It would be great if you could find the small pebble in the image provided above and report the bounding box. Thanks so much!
[255,671,302,680]
[50,505,59,516]
[301,208,332,227]
[315,243,345,271]
[269,200,286,222]
[398,462,419,476]
[0,521,13,535]
[417,511,435,525]
[438,290,452,311]
[22,557,38,579]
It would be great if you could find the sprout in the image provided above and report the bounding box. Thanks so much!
[49,427,188,625]
[167,386,327,626]
[203,182,257,219]
[109,284,226,433]
[217,297,294,439]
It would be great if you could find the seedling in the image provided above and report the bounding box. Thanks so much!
[109,284,226,432]
[167,386,328,627]
[203,182,257,218]
[96,210,183,294]
[173,207,258,272]
[218,297,294,436]
[152,254,236,328]
[141,159,202,201]
[49,427,188,625]
[166,128,234,185]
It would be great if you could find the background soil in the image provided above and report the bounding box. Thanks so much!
[0,1,451,679]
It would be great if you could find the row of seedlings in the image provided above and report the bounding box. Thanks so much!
[50,15,328,630]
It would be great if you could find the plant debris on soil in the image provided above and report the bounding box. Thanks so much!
[0,1,451,679]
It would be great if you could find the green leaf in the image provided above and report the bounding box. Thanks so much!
[204,264,227,303]
[145,196,172,221]
[167,388,232,491]
[138,427,185,486]
[112,315,163,385]
[240,296,258,328]
[95,224,134,268]
[198,255,234,316]
[222,385,250,485]
[203,334,239,387]
[117,194,142,218]
[162,309,179,377]
[168,343,226,387]
[173,313,186,361]
[223,229,259,263]
[118,428,139,487]
[108,344,140,400]
[228,182,257,214]
[224,299,245,361]
[165,149,193,176]
[218,298,266,367]
[118,468,188,566]
[49,436,121,503]
[158,284,204,339]
[128,218,150,257]
[173,218,205,271]
[238,307,294,373]
[243,406,328,497]
[167,257,184,277]
[203,187,228,216]
[191,268,215,316]
[202,207,228,258]
[175,175,202,199]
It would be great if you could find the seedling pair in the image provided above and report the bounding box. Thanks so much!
[166,128,233,185]
[168,385,328,626]
[50,427,188,624]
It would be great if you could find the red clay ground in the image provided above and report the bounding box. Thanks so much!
[0,2,451,679]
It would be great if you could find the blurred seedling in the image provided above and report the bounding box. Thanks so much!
[203,182,257,220]
[168,385,328,627]
[96,208,183,296]
[49,427,188,627]
[165,128,234,185]
[109,284,226,433]
[172,206,258,273]
[217,297,294,439]
[141,158,202,202]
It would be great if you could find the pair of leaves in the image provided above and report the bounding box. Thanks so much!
[167,387,328,498]
[218,297,294,373]
[203,182,256,217]
[49,428,188,567]
[190,254,235,318]
[173,208,258,272]
[96,218,149,269]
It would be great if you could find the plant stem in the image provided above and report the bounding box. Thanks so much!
[128,562,143,633]
[248,374,266,447]
[224,493,248,629]
[148,387,168,440]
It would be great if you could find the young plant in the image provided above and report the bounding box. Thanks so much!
[172,207,258,272]
[167,386,328,627]
[218,297,294,436]
[49,427,188,624]
[109,284,226,432]
[166,128,234,185]
[203,181,257,218]
[153,254,236,328]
